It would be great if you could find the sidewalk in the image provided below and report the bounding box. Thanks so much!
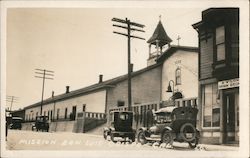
[173,142,239,151]
[200,143,239,151]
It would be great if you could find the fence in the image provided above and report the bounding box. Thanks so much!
[84,112,106,119]
[175,97,197,108]
[108,98,198,130]
[76,111,107,133]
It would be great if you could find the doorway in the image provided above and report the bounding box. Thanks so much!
[223,90,239,144]
[72,106,77,120]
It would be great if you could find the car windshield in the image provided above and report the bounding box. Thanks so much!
[12,119,22,122]
[155,113,172,123]
[37,116,48,121]
[119,113,130,121]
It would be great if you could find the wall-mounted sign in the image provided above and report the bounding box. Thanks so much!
[218,78,239,90]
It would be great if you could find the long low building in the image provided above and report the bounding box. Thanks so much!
[22,18,199,135]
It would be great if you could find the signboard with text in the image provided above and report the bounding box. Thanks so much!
[218,78,239,90]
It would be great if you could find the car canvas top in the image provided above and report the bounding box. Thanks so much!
[11,117,23,120]
[154,106,176,114]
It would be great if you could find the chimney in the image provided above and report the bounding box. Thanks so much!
[52,91,54,97]
[99,74,103,83]
[66,86,70,93]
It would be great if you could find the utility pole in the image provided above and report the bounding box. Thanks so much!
[6,95,18,111]
[35,69,54,115]
[177,35,181,46]
[112,17,145,111]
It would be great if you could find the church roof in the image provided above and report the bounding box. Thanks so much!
[147,20,172,47]
[156,45,198,63]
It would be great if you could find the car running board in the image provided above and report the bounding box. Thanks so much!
[145,136,161,141]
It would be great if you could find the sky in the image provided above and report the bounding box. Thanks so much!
[4,2,235,110]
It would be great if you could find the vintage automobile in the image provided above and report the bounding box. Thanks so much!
[32,116,49,132]
[9,117,23,130]
[137,106,200,148]
[103,111,136,142]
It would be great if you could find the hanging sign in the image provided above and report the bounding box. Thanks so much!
[218,78,239,90]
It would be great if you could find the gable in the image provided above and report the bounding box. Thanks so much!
[156,45,198,63]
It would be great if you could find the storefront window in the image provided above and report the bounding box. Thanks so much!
[203,83,220,128]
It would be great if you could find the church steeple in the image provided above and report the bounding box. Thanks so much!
[147,16,172,66]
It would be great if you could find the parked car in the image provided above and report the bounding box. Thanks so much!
[6,115,12,138]
[32,116,49,132]
[9,117,23,130]
[103,111,136,142]
[137,106,200,148]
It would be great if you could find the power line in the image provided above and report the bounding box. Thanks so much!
[35,69,54,115]
[6,95,19,111]
[112,17,145,111]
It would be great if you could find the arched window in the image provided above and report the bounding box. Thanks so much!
[175,68,181,85]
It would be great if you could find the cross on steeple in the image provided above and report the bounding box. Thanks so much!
[177,35,181,46]
[159,15,161,21]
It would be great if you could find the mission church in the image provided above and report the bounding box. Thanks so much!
[22,18,199,135]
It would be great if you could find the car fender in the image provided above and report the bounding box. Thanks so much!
[103,127,110,132]
[138,127,147,132]
[162,126,176,139]
[110,127,115,131]
[163,126,172,131]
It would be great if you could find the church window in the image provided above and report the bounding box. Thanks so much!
[175,68,181,85]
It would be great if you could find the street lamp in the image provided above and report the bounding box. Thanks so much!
[166,80,175,96]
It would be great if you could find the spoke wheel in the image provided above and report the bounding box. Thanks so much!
[103,131,108,140]
[110,132,116,143]
[161,130,173,145]
[130,134,135,142]
[137,131,147,145]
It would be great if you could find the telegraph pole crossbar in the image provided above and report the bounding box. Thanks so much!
[112,17,145,111]
[6,95,19,111]
[35,69,54,115]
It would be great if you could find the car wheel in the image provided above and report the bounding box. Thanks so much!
[137,130,147,145]
[188,137,199,149]
[180,123,197,142]
[103,131,108,140]
[130,134,135,142]
[110,132,116,143]
[161,130,173,145]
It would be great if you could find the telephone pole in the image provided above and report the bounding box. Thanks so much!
[35,69,54,115]
[112,17,145,111]
[6,95,19,111]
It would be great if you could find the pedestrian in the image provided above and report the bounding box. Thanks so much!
[146,108,154,128]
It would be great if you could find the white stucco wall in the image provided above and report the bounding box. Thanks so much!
[24,90,106,120]
[161,50,198,100]
[25,105,41,121]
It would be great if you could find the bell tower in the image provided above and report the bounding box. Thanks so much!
[147,16,172,66]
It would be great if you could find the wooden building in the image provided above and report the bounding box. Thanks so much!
[193,8,239,144]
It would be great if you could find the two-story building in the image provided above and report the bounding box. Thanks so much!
[193,8,239,144]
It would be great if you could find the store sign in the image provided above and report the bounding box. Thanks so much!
[218,78,239,90]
